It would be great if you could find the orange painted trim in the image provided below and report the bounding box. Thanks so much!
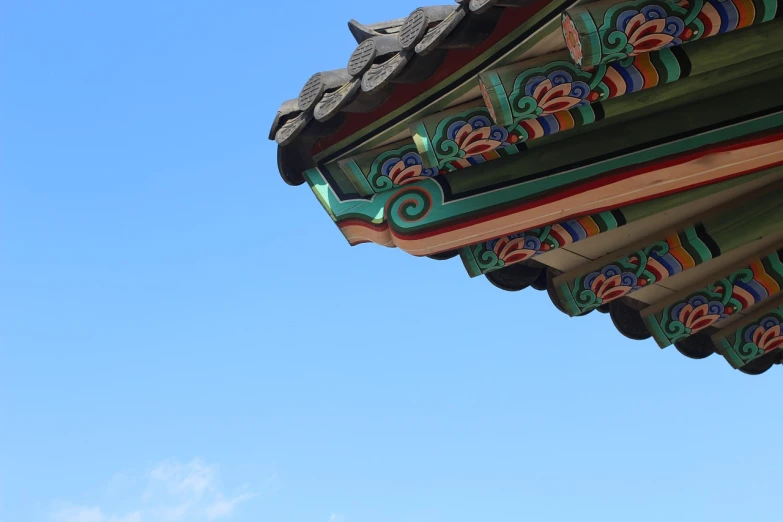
[386,137,783,255]
[667,233,697,269]
[554,110,576,132]
[735,0,756,29]
[632,52,660,90]
[576,216,600,237]
[751,259,781,294]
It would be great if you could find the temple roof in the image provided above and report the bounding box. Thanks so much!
[269,0,539,184]
[268,0,783,375]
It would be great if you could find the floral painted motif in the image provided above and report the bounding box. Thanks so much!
[487,234,542,265]
[671,296,726,335]
[521,71,592,117]
[565,0,778,67]
[562,13,583,65]
[648,251,783,348]
[361,144,442,192]
[560,226,716,316]
[584,266,638,303]
[446,115,512,158]
[381,152,438,186]
[462,212,624,277]
[747,317,783,353]
[423,108,524,172]
[503,42,688,126]
[615,5,687,56]
[719,310,783,368]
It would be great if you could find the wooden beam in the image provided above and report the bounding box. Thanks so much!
[552,183,783,316]
[333,116,783,255]
[458,169,781,277]
[445,73,783,197]
[642,243,783,348]
[480,17,783,127]
[712,293,783,369]
[396,46,783,175]
[384,22,783,171]
[460,210,623,277]
[307,58,783,255]
[310,1,587,164]
[410,101,527,172]
[336,139,438,195]
[309,73,783,254]
[411,49,783,170]
[563,0,779,68]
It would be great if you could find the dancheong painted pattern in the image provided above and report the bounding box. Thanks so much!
[271,0,783,375]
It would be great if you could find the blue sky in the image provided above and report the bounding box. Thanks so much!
[1,2,781,522]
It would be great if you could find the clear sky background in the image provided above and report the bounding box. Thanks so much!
[1,2,781,522]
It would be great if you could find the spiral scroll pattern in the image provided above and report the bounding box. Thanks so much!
[387,186,433,226]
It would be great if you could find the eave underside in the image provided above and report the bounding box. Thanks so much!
[271,0,783,374]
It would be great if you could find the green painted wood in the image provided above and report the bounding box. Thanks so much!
[339,160,375,197]
[337,49,783,199]
[446,75,783,196]
[321,162,361,199]
[459,168,781,277]
[305,168,374,222]
[579,50,783,135]
[310,105,783,230]
[684,10,783,74]
[326,17,783,200]
[459,247,484,278]
[554,183,783,316]
[460,210,624,277]
[488,49,783,159]
[336,139,438,195]
[479,17,783,128]
[405,116,781,233]
[330,110,783,249]
[391,21,783,188]
[712,294,783,369]
[621,167,783,222]
[312,0,576,163]
[643,245,783,348]
[305,168,338,221]
[563,0,779,68]
[306,46,783,254]
[479,50,573,127]
[409,101,527,170]
[417,48,783,176]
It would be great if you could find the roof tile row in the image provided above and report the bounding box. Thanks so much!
[269,1,536,148]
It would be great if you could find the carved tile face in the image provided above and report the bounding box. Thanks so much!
[347,40,377,77]
[298,73,325,112]
[399,9,428,50]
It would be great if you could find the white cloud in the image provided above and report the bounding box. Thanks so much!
[52,507,104,522]
[52,507,142,522]
[52,459,257,522]
[108,513,143,522]
[148,459,215,499]
[329,513,344,522]
[204,493,256,520]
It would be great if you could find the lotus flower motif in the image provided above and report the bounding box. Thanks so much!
[447,116,510,158]
[584,266,638,303]
[489,234,542,265]
[672,296,725,334]
[524,71,591,116]
[748,318,783,353]
[381,152,438,186]
[616,6,686,56]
